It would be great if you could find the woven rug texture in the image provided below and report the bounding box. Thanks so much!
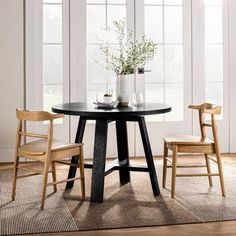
[1,157,236,235]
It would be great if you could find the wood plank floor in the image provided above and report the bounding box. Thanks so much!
[28,221,236,236]
[2,153,236,236]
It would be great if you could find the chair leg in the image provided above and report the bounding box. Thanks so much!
[215,151,225,196]
[40,160,50,210]
[11,156,19,201]
[171,145,178,198]
[51,161,57,192]
[162,142,168,188]
[79,147,85,200]
[204,153,213,187]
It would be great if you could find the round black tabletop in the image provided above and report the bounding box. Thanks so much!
[52,102,172,118]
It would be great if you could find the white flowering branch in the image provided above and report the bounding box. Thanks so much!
[97,20,158,76]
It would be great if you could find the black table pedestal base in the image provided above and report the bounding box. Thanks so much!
[138,116,160,196]
[90,119,108,203]
[66,116,160,203]
[116,120,131,184]
[66,117,86,189]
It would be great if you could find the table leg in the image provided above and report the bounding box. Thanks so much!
[138,116,160,196]
[90,119,108,203]
[66,117,87,189]
[116,120,130,183]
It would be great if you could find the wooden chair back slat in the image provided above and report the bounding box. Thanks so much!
[16,109,64,121]
[15,110,57,153]
[16,109,64,147]
[18,131,48,139]
[189,103,221,143]
[188,103,221,115]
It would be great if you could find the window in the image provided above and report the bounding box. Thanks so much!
[86,0,127,102]
[144,0,184,121]
[26,0,230,155]
[43,0,63,112]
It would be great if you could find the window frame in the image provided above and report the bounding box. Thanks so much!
[25,0,231,156]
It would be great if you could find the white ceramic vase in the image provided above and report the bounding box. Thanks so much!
[116,74,130,107]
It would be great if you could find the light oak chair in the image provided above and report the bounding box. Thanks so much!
[162,103,225,198]
[12,109,85,210]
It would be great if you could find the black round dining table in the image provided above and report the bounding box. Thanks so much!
[52,102,172,203]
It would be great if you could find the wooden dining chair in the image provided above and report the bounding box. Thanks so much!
[12,109,85,210]
[162,103,225,198]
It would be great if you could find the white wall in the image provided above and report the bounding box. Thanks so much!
[0,0,24,162]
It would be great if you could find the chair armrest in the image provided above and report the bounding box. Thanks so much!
[52,113,65,119]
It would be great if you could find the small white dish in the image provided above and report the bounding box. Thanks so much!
[93,101,119,109]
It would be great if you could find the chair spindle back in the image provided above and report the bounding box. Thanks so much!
[15,109,64,154]
[188,103,221,145]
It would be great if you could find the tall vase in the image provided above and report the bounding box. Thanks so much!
[116,74,130,107]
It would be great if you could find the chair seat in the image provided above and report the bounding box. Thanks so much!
[164,135,214,146]
[19,139,81,156]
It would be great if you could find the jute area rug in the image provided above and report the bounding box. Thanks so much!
[1,156,236,235]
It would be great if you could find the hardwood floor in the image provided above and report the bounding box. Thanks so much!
[2,154,236,236]
[29,221,236,236]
